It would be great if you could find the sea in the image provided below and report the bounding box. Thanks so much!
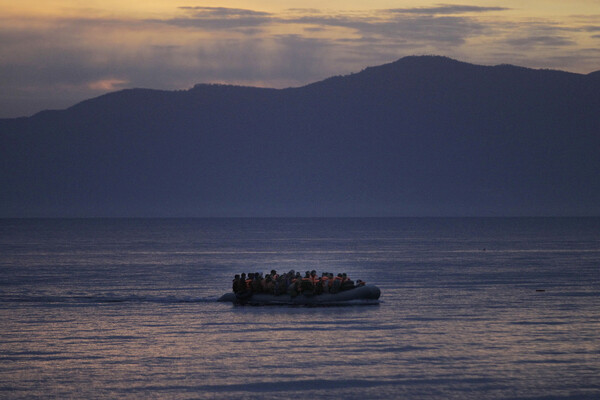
[0,218,599,399]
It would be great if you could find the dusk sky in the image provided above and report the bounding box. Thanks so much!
[1,1,599,118]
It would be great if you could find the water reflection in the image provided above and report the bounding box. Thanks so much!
[1,218,599,399]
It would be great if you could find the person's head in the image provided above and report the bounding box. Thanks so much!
[311,270,316,276]
[234,274,240,279]
[271,270,277,275]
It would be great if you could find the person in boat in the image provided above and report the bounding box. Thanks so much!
[288,272,302,297]
[278,270,291,294]
[232,274,241,293]
[319,272,330,294]
[251,272,262,293]
[232,269,367,298]
[233,273,252,299]
[314,273,323,295]
[308,270,319,294]
[264,274,276,294]
[266,270,278,294]
[245,273,254,292]
[278,271,293,295]
[300,271,315,296]
[273,274,285,295]
[330,273,343,293]
[341,273,355,291]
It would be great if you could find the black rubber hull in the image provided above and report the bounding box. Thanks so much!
[218,285,381,305]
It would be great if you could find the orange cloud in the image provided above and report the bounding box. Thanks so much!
[88,78,129,91]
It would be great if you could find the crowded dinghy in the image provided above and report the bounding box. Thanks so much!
[218,269,381,305]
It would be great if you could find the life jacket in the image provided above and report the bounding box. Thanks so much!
[300,277,313,291]
[245,279,253,290]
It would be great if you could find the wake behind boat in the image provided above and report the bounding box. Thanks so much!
[218,269,381,305]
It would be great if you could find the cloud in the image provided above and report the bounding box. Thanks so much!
[499,22,581,50]
[279,13,488,47]
[505,35,576,48]
[1,4,600,118]
[386,4,510,15]
[285,9,324,15]
[178,6,271,17]
[149,6,494,46]
[151,6,274,30]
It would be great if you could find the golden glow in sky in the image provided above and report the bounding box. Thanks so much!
[1,0,599,117]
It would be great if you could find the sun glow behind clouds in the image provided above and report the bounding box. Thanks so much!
[88,79,129,91]
[1,0,599,117]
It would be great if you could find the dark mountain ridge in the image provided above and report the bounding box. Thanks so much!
[1,56,599,217]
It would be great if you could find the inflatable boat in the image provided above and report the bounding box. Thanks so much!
[218,285,381,305]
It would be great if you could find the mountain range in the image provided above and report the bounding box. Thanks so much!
[1,56,599,217]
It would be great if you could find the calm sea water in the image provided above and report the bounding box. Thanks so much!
[1,218,599,399]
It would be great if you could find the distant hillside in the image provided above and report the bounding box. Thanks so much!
[1,56,599,217]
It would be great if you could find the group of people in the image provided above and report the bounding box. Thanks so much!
[232,270,365,298]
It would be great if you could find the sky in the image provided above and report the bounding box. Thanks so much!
[1,1,599,118]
